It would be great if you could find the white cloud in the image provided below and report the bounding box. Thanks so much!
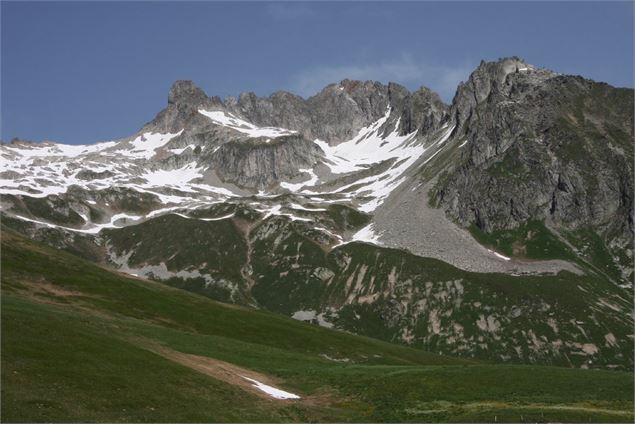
[290,55,476,102]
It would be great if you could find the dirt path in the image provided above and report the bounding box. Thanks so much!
[144,344,301,401]
[406,400,633,418]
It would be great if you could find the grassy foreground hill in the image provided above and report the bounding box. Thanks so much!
[6,208,632,369]
[1,228,633,422]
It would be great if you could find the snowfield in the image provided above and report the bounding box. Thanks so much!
[127,131,184,159]
[0,108,456,246]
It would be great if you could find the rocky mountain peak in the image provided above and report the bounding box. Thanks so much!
[143,81,222,134]
[144,77,452,144]
[337,79,385,95]
[167,80,210,106]
[473,56,529,82]
[450,57,557,132]
[434,57,634,263]
[412,85,446,105]
[393,85,449,135]
[387,82,411,101]
[454,56,529,103]
[7,137,38,146]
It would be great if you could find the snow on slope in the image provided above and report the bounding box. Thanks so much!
[279,108,456,212]
[198,110,296,139]
[0,129,236,203]
[2,130,182,164]
[279,168,319,191]
[1,107,454,238]
[351,223,381,244]
[140,164,204,189]
[313,110,394,174]
[240,376,300,400]
[0,140,118,159]
[12,212,144,234]
[126,131,184,159]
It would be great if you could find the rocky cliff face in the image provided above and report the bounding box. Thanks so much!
[225,91,312,138]
[227,79,396,143]
[144,80,225,133]
[207,134,323,188]
[153,78,449,145]
[132,78,451,191]
[394,85,449,136]
[227,80,450,143]
[430,57,634,279]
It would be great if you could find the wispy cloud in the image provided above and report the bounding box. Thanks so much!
[290,55,476,102]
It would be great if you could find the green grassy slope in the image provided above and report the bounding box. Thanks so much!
[5,210,632,369]
[469,221,576,261]
[104,213,250,303]
[2,228,633,422]
[247,215,633,369]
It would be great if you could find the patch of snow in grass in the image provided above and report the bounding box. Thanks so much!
[257,204,313,222]
[172,212,235,222]
[289,203,327,212]
[240,376,300,400]
[291,310,334,328]
[10,211,142,234]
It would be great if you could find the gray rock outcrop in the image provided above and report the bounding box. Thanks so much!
[431,56,634,260]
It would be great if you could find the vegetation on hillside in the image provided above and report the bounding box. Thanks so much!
[2,228,633,422]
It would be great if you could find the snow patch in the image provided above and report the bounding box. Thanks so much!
[141,164,204,188]
[198,110,296,138]
[280,168,319,191]
[173,212,235,222]
[291,310,334,328]
[488,249,511,261]
[240,376,300,400]
[10,211,142,234]
[352,223,380,244]
[125,130,183,159]
[289,203,327,212]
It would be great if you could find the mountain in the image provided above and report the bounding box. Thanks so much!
[432,58,633,279]
[1,57,633,371]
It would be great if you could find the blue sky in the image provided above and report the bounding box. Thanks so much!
[2,1,633,145]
